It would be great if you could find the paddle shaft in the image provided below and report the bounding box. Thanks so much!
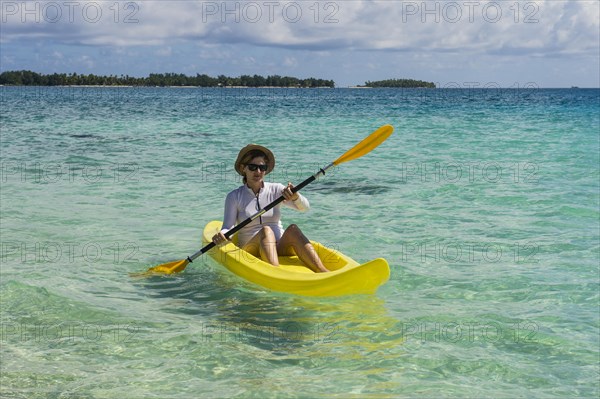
[185,162,335,263]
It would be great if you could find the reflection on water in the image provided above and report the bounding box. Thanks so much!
[134,259,405,358]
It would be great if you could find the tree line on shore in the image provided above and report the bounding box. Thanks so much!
[0,70,335,88]
[0,70,435,89]
[364,79,436,88]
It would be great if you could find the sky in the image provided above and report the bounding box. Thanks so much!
[0,0,599,87]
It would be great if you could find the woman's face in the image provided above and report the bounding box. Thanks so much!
[243,156,268,184]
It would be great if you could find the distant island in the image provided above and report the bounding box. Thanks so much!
[362,79,436,88]
[0,70,335,88]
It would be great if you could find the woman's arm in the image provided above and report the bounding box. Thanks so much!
[220,191,238,234]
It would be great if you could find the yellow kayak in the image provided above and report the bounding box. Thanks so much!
[202,221,390,296]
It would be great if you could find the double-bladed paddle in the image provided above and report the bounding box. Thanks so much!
[140,124,394,275]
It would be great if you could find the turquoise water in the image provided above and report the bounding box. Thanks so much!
[1,87,598,398]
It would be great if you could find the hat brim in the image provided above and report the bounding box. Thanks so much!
[235,144,275,176]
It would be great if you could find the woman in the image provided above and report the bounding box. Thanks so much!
[212,144,329,273]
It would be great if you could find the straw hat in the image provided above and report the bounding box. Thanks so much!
[234,144,275,176]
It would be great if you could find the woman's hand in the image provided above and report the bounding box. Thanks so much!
[212,232,229,246]
[283,182,299,201]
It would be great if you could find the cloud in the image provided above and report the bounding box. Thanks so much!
[283,56,297,67]
[1,0,598,87]
[77,55,94,69]
[155,46,172,57]
[1,1,597,58]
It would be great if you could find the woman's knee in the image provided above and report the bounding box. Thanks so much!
[286,224,308,241]
[260,225,276,240]
[286,224,301,234]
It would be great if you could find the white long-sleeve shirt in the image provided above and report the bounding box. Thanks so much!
[220,182,310,247]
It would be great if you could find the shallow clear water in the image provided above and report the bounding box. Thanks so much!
[1,87,598,398]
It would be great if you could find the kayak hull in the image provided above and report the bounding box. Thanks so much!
[202,221,390,296]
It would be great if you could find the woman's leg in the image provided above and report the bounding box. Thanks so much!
[242,226,279,266]
[277,224,330,273]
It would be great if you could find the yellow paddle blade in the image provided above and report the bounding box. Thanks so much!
[131,259,190,277]
[333,124,394,166]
